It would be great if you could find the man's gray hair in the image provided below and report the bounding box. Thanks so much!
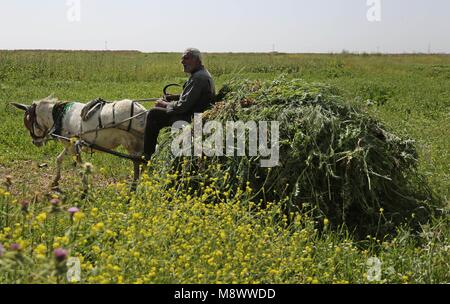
[184,48,203,63]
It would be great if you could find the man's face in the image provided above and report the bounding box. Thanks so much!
[181,52,200,74]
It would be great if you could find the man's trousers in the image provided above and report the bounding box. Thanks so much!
[143,107,191,159]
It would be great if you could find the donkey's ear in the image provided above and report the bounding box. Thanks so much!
[10,103,30,111]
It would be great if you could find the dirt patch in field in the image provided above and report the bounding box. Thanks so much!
[0,159,119,200]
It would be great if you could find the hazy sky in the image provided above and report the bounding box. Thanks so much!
[0,0,449,53]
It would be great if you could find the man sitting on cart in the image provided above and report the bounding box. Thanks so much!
[143,48,216,161]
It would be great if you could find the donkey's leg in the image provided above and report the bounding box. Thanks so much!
[51,148,67,189]
[131,161,140,192]
[124,137,144,192]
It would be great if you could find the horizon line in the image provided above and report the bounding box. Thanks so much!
[1,48,449,55]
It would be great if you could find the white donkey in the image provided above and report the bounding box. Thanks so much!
[12,97,147,190]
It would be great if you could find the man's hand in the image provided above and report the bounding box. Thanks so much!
[155,99,169,109]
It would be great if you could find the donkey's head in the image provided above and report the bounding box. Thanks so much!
[11,98,56,147]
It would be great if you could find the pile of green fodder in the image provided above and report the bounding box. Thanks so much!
[152,77,442,238]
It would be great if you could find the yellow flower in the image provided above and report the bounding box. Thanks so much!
[132,213,142,220]
[106,229,116,237]
[70,277,80,284]
[323,218,330,226]
[36,212,47,223]
[35,244,47,255]
[15,239,28,250]
[74,212,85,223]
[61,235,70,245]
[92,245,101,254]
[269,269,279,276]
[91,208,99,217]
[92,222,105,233]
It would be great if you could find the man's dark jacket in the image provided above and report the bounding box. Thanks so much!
[167,67,216,116]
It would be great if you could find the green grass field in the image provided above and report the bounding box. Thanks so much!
[0,51,449,283]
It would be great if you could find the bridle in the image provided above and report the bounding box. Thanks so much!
[24,104,53,142]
